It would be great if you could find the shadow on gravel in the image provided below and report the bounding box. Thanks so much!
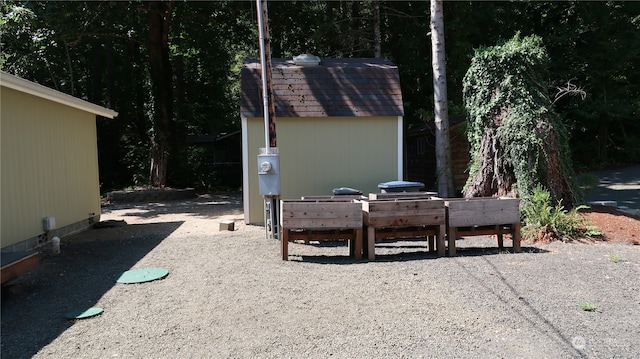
[367,251,440,262]
[292,255,364,265]
[293,251,439,264]
[292,251,439,264]
[102,193,243,221]
[452,246,549,256]
[454,256,586,359]
[1,221,182,359]
[289,241,549,264]
[295,247,550,264]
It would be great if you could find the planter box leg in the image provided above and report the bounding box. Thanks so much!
[497,225,504,249]
[281,227,289,260]
[354,229,363,260]
[367,227,376,261]
[513,222,521,253]
[448,227,457,256]
[437,224,446,257]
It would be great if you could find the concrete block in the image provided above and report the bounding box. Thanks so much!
[219,220,235,231]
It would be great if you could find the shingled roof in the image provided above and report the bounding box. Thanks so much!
[240,58,404,118]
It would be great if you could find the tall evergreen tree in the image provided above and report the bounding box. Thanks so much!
[430,0,454,197]
[146,1,174,188]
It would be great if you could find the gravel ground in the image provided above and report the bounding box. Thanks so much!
[2,193,639,358]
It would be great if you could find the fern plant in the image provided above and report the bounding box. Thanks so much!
[521,185,600,242]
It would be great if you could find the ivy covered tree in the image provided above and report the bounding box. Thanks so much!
[462,34,580,207]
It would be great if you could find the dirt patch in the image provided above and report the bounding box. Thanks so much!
[105,187,197,203]
[581,205,640,245]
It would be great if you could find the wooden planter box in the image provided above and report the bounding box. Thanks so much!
[280,200,363,261]
[445,197,521,255]
[362,198,446,260]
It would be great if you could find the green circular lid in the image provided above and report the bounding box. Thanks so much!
[66,307,103,320]
[116,267,169,284]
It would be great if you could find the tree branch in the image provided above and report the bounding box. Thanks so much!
[552,79,586,105]
[65,32,145,47]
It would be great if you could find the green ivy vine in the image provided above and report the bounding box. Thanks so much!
[462,33,581,206]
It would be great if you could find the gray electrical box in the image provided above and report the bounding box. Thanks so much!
[258,148,280,196]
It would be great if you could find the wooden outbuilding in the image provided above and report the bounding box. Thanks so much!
[240,57,405,224]
[405,116,470,194]
[1,71,117,253]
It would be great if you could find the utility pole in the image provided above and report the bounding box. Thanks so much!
[258,0,276,149]
[256,0,280,239]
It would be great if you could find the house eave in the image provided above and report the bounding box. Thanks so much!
[1,71,118,119]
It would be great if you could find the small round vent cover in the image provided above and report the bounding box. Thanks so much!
[293,54,321,66]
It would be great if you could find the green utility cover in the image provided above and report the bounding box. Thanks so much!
[66,307,103,320]
[116,267,169,284]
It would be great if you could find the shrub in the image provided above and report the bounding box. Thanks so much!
[521,185,599,242]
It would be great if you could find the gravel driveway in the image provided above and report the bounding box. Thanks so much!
[2,193,639,358]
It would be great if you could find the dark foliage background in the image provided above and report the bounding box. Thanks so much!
[2,1,638,192]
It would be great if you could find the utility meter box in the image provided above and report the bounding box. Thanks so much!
[258,147,280,196]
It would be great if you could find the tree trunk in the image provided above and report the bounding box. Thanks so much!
[89,43,103,104]
[430,0,454,197]
[373,1,381,58]
[542,122,575,206]
[464,117,575,206]
[464,128,517,198]
[349,1,360,56]
[147,1,174,187]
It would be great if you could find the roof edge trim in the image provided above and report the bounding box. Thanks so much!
[1,71,118,119]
